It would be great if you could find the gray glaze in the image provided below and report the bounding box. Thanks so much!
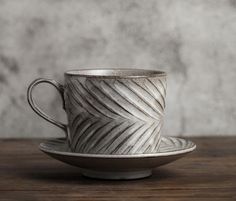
[28,69,167,154]
[39,136,196,180]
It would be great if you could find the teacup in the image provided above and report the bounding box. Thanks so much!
[27,69,167,155]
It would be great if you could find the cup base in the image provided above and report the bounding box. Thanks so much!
[80,169,152,180]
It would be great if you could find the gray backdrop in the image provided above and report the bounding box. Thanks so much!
[0,0,236,138]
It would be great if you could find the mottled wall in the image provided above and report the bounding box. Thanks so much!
[0,0,236,138]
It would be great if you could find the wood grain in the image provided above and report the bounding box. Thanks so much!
[0,138,235,201]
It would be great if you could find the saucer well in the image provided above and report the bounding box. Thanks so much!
[39,137,196,180]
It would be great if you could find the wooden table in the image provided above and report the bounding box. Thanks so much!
[0,138,235,201]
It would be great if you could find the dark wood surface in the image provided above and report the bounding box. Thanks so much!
[0,137,235,201]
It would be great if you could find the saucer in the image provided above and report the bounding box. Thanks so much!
[39,137,196,180]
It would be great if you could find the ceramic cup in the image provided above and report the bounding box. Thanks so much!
[27,69,167,155]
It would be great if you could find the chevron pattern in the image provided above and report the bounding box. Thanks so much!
[64,76,166,154]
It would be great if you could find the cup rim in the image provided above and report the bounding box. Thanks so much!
[65,68,167,79]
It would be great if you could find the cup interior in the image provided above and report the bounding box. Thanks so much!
[65,69,166,78]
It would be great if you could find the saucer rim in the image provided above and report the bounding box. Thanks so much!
[39,137,196,159]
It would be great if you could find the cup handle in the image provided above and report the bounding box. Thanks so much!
[27,78,68,138]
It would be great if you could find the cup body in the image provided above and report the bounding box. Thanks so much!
[64,69,167,155]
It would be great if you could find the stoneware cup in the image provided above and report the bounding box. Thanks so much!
[27,69,167,155]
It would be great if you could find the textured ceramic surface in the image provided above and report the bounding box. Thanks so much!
[39,136,196,179]
[28,69,167,154]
